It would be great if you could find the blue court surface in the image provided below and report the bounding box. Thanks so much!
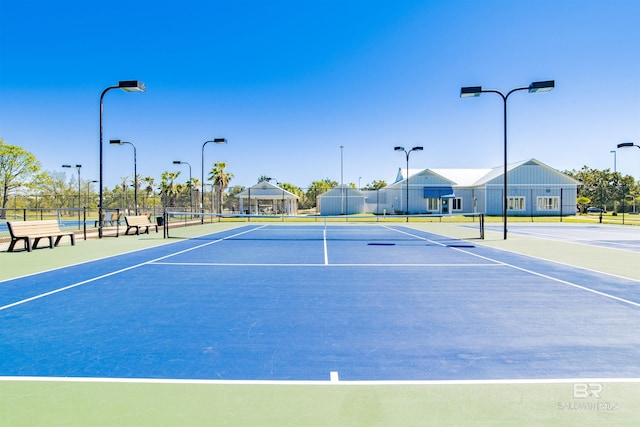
[485,223,640,252]
[1,224,639,382]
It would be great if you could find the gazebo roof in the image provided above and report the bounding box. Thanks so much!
[236,181,299,200]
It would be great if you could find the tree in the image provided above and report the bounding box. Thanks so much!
[225,185,245,213]
[160,171,181,208]
[303,178,338,209]
[38,171,69,209]
[362,180,387,191]
[576,196,591,214]
[564,166,638,212]
[208,162,234,214]
[0,139,50,217]
[119,176,129,210]
[141,176,156,209]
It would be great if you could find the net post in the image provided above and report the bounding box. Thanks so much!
[480,214,485,239]
[163,209,168,238]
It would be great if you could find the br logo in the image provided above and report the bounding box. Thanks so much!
[573,383,603,398]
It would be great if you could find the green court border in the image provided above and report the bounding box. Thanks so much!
[2,378,638,426]
[2,221,639,425]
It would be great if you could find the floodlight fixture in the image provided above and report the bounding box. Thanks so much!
[98,80,145,237]
[460,86,483,98]
[528,80,555,92]
[617,142,639,149]
[118,80,146,92]
[202,138,228,220]
[173,160,193,211]
[460,79,554,239]
[394,146,424,219]
[110,140,138,213]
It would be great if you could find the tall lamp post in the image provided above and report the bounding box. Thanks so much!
[173,160,192,211]
[87,180,98,208]
[610,150,617,174]
[62,164,82,224]
[340,145,345,215]
[202,138,227,221]
[460,80,554,239]
[99,80,145,238]
[394,146,423,221]
[616,142,639,214]
[110,140,138,214]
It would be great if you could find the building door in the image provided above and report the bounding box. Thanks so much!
[441,198,449,214]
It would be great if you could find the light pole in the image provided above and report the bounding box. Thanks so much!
[99,80,145,238]
[394,146,423,221]
[202,138,227,221]
[610,150,617,173]
[618,142,639,212]
[460,80,554,239]
[340,145,345,215]
[87,180,98,208]
[173,160,192,211]
[62,164,82,224]
[110,140,137,214]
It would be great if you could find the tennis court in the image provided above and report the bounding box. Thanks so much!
[1,220,639,425]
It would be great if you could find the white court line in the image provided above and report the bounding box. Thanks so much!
[150,262,499,267]
[379,225,640,308]
[1,375,638,386]
[502,229,640,253]
[323,227,328,265]
[0,226,269,312]
[448,245,640,308]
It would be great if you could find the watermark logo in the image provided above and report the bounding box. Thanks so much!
[557,383,618,412]
[573,382,602,398]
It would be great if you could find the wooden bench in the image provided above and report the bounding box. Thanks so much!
[7,220,76,252]
[94,212,120,227]
[124,215,159,235]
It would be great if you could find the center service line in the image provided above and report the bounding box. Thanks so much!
[323,227,329,265]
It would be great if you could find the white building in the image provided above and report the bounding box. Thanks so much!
[236,181,299,215]
[367,158,580,216]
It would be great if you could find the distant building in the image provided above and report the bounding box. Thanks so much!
[236,181,299,215]
[366,158,580,216]
[317,185,366,215]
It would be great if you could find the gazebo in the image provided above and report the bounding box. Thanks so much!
[236,181,299,215]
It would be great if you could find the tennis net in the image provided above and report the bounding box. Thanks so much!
[161,212,485,241]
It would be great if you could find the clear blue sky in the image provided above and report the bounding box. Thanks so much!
[1,0,639,191]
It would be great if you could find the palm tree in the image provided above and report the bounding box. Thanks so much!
[120,176,128,211]
[208,162,234,214]
[160,171,181,208]
[191,177,201,211]
[141,176,155,209]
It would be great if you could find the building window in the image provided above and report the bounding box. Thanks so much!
[452,198,462,211]
[508,197,525,211]
[426,198,439,211]
[537,196,559,210]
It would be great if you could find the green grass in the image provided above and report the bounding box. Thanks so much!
[2,379,639,426]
